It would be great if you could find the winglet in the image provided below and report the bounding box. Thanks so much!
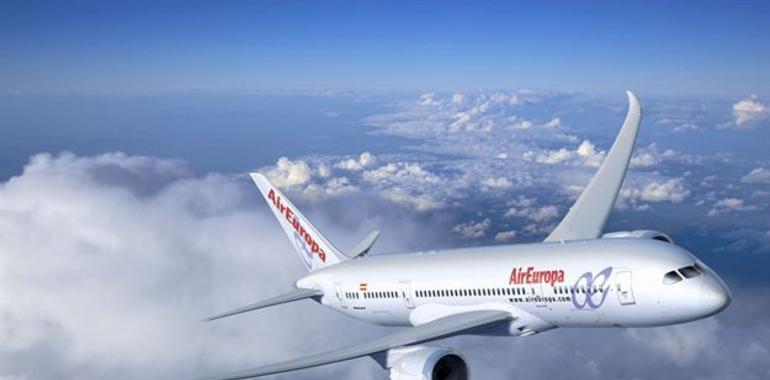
[345,230,381,258]
[545,91,642,242]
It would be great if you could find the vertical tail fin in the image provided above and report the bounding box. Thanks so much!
[250,173,346,271]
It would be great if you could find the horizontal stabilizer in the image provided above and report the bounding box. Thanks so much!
[345,230,381,258]
[206,288,323,322]
[203,310,512,379]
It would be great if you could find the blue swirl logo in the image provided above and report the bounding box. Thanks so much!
[571,266,613,309]
[293,232,314,270]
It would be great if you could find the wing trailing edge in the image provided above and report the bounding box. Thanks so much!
[203,310,513,379]
[545,91,642,243]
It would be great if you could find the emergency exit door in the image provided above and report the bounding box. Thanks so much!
[616,270,636,305]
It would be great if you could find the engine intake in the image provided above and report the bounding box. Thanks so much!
[602,229,673,244]
[381,346,468,380]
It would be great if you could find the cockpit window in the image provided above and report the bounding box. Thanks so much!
[663,270,683,284]
[694,262,707,274]
[679,265,702,279]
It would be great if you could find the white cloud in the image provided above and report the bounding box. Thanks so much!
[627,318,720,366]
[715,228,770,255]
[522,222,556,235]
[449,102,494,133]
[483,177,512,189]
[317,163,332,178]
[336,152,377,171]
[302,177,359,200]
[379,187,443,211]
[505,205,559,222]
[529,205,559,222]
[673,123,699,132]
[0,152,381,380]
[494,230,517,242]
[509,118,534,130]
[418,92,440,106]
[543,117,561,129]
[640,179,690,202]
[631,143,670,167]
[453,219,491,239]
[741,167,770,184]
[620,178,691,207]
[630,143,714,168]
[715,198,746,209]
[362,162,441,186]
[732,95,768,127]
[523,140,605,168]
[3,152,770,380]
[503,196,559,224]
[263,157,313,187]
[708,197,758,216]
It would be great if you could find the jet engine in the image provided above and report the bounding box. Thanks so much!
[382,345,468,380]
[602,229,673,244]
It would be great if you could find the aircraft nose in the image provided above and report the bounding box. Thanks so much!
[700,275,731,317]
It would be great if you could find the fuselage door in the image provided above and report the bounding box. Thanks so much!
[335,283,347,309]
[400,282,415,309]
[615,271,636,305]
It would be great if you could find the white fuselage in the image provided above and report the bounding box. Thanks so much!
[297,238,731,335]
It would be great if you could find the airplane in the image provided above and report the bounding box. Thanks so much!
[205,91,731,380]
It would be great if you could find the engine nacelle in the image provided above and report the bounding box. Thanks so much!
[602,229,674,244]
[381,345,468,380]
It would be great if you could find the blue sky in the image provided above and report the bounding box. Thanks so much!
[1,2,769,380]
[2,1,768,96]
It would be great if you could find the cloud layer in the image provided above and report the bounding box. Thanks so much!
[2,152,769,380]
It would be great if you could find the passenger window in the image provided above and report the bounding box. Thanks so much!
[679,266,701,279]
[663,270,683,284]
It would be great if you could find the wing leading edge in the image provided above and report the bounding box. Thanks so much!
[205,288,323,322]
[545,91,642,242]
[204,310,512,380]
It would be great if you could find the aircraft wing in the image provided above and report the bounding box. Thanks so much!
[545,91,642,242]
[204,310,512,380]
[205,288,323,321]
